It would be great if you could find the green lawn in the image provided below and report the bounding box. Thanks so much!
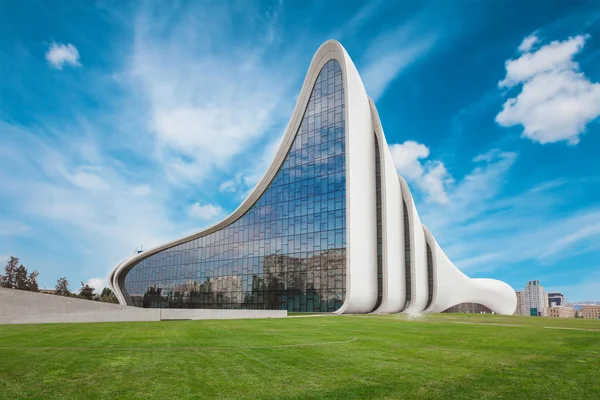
[0,314,598,399]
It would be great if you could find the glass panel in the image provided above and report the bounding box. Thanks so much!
[373,134,383,311]
[425,243,433,310]
[403,200,411,310]
[122,60,346,312]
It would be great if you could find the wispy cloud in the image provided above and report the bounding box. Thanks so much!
[0,120,180,279]
[360,22,439,101]
[329,0,387,40]
[127,2,296,185]
[0,2,305,287]
[415,149,600,277]
[547,274,600,302]
[0,219,30,236]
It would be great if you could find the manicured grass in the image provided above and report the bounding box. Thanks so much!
[0,314,598,399]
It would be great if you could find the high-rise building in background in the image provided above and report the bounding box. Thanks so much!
[547,292,566,308]
[514,291,526,316]
[524,280,546,316]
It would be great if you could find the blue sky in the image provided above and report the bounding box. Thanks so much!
[1,0,599,300]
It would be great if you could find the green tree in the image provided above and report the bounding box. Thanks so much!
[100,287,118,304]
[27,270,39,292]
[79,281,95,300]
[14,265,28,290]
[0,256,19,288]
[55,277,70,296]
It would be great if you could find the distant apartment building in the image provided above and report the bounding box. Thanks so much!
[514,291,526,316]
[547,306,575,318]
[581,305,600,319]
[547,292,566,307]
[524,280,546,316]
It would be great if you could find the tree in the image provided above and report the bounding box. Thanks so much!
[79,281,95,300]
[14,265,28,290]
[0,257,40,292]
[0,256,19,288]
[99,287,118,304]
[55,277,70,296]
[27,270,39,292]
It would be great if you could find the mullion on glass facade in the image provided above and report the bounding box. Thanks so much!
[425,243,433,310]
[374,134,383,311]
[403,200,411,310]
[123,60,346,312]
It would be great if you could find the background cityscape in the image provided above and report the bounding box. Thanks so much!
[512,280,599,319]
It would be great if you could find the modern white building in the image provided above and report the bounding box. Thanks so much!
[109,40,517,315]
[524,280,546,316]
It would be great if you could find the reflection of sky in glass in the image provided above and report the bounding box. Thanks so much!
[122,60,346,312]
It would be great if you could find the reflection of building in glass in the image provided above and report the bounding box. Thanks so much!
[110,41,516,315]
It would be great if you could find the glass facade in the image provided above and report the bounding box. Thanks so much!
[374,134,383,311]
[403,200,411,310]
[121,60,346,312]
[425,243,433,310]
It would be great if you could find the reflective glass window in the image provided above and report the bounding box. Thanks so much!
[121,60,346,312]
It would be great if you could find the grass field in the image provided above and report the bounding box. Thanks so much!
[0,314,599,399]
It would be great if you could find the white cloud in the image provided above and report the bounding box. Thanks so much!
[389,141,429,180]
[45,42,81,69]
[188,202,222,220]
[496,34,600,144]
[500,34,586,87]
[518,34,539,53]
[86,277,107,292]
[389,141,452,204]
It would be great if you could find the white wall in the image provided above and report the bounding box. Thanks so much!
[370,98,405,314]
[0,288,286,324]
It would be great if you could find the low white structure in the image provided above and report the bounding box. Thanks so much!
[110,40,516,315]
[0,288,286,325]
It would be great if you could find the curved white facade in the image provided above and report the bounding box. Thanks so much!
[110,40,516,315]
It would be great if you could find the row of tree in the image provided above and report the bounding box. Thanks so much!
[0,256,39,291]
[1,256,117,303]
[54,276,117,303]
